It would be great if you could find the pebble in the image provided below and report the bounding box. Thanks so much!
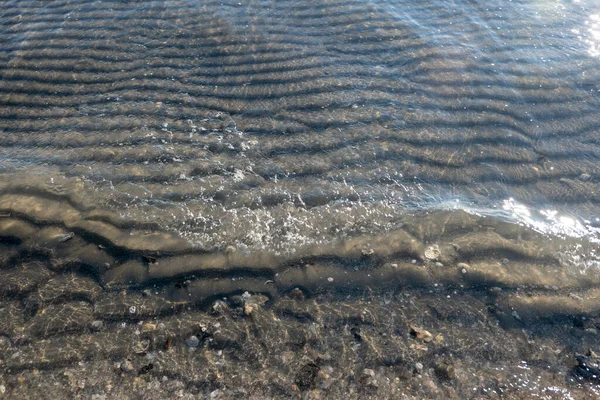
[489,287,502,295]
[243,303,256,316]
[410,324,433,342]
[185,335,200,348]
[434,360,456,380]
[90,320,104,332]
[360,368,377,387]
[362,368,375,378]
[120,360,134,373]
[502,258,510,264]
[456,262,470,269]
[290,287,305,301]
[414,362,424,374]
[424,244,441,260]
[461,268,467,274]
[434,262,444,268]
[383,291,393,305]
[141,323,156,333]
[133,339,150,354]
[209,389,225,399]
[211,300,229,314]
[511,310,521,321]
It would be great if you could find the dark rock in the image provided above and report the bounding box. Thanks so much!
[137,363,153,375]
[434,360,456,380]
[295,361,320,391]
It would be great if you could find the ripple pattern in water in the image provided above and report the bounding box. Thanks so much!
[1,0,600,251]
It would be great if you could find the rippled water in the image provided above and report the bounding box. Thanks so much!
[2,0,600,398]
[1,0,600,251]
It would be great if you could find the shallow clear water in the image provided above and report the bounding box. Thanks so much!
[2,0,600,251]
[2,0,600,398]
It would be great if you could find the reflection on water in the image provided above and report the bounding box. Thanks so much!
[501,198,600,241]
[586,13,600,57]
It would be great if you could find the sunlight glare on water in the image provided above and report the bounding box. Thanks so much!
[586,13,600,57]
[501,198,600,243]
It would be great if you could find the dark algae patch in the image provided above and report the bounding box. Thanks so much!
[2,0,600,398]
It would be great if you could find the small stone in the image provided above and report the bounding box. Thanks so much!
[489,287,502,295]
[579,173,592,181]
[120,360,134,373]
[434,262,443,267]
[133,339,150,354]
[361,248,374,256]
[141,323,156,333]
[211,300,228,314]
[410,324,433,342]
[461,268,467,274]
[414,362,424,374]
[457,262,470,269]
[383,291,393,305]
[327,277,334,282]
[434,360,455,380]
[585,328,598,335]
[210,389,225,399]
[362,368,375,377]
[185,335,200,348]
[360,368,377,387]
[424,244,441,260]
[502,258,510,264]
[243,293,269,315]
[290,287,305,301]
[243,303,255,316]
[90,320,104,332]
